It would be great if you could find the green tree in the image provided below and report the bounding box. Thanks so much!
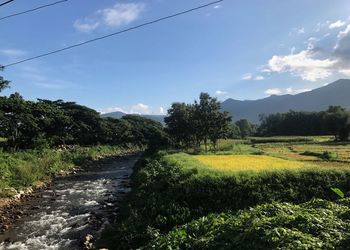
[164,103,195,148]
[236,119,254,138]
[0,93,38,149]
[227,122,241,139]
[165,93,232,152]
[0,67,10,92]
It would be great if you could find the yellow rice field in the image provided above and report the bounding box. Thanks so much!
[193,155,306,172]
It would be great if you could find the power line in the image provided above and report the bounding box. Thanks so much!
[3,0,223,68]
[0,0,14,7]
[0,0,68,21]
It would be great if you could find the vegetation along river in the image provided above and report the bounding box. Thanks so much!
[0,155,139,250]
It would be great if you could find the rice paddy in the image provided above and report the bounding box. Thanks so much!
[193,155,306,172]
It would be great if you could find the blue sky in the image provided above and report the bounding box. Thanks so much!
[1,0,350,115]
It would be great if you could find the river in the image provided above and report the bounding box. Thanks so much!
[0,155,139,250]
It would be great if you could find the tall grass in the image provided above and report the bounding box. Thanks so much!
[0,146,137,197]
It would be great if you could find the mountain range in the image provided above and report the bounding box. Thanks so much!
[221,79,350,123]
[101,111,165,124]
[101,79,350,124]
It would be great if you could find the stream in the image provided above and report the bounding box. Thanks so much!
[0,155,139,250]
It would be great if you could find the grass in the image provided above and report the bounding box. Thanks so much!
[249,135,334,144]
[97,136,350,249]
[0,146,138,197]
[97,150,350,249]
[193,155,306,172]
[146,198,350,250]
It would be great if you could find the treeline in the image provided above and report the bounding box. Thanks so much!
[258,106,350,141]
[0,92,167,150]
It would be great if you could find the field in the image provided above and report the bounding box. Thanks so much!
[97,136,350,249]
[193,155,306,172]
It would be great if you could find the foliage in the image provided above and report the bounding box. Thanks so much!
[147,198,350,249]
[0,146,136,197]
[0,68,10,92]
[165,93,232,151]
[301,151,338,161]
[97,152,350,249]
[250,136,315,144]
[0,94,167,150]
[235,119,255,138]
[331,187,345,199]
[258,107,350,141]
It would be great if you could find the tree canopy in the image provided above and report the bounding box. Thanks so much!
[258,106,350,141]
[165,93,232,151]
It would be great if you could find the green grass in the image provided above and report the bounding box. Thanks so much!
[147,198,350,249]
[249,135,334,144]
[97,151,350,249]
[0,146,137,197]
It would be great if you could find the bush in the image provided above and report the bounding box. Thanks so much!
[250,136,314,144]
[147,198,350,249]
[98,152,350,249]
[301,151,338,161]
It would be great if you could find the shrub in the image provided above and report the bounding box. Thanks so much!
[98,152,350,249]
[147,198,350,249]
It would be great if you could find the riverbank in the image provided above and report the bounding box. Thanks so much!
[0,153,140,249]
[0,146,140,198]
[0,146,141,239]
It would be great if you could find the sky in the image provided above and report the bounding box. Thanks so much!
[1,0,350,115]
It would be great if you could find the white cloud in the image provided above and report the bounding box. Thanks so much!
[329,20,346,29]
[297,27,305,34]
[339,69,350,76]
[213,5,222,9]
[131,103,151,114]
[0,49,27,57]
[99,3,144,27]
[265,87,311,96]
[159,107,165,115]
[99,107,128,115]
[254,76,265,81]
[267,50,337,81]
[74,3,145,32]
[99,104,165,115]
[242,73,253,80]
[73,20,99,33]
[265,88,282,95]
[285,87,311,94]
[215,90,227,96]
[265,22,350,81]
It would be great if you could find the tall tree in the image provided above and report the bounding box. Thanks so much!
[236,119,254,138]
[0,67,10,92]
[165,93,232,151]
[164,103,194,148]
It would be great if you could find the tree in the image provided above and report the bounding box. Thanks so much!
[0,67,10,92]
[165,93,232,152]
[164,103,195,148]
[193,93,231,151]
[236,119,254,138]
[257,106,350,141]
[227,123,241,139]
[0,93,38,149]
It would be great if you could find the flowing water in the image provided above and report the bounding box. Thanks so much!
[0,155,139,250]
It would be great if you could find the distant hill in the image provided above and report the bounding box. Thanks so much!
[101,111,165,124]
[221,79,350,123]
